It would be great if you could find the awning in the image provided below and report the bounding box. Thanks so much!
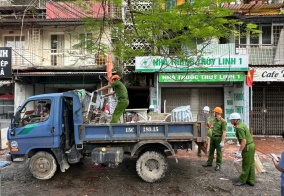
[0,80,12,87]
[0,93,13,100]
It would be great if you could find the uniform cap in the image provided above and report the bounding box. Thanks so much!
[213,107,223,114]
[229,113,241,120]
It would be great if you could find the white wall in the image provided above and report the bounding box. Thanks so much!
[0,127,8,149]
[14,82,34,110]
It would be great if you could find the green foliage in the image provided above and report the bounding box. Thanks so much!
[71,0,258,71]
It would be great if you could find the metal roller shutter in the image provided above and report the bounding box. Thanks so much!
[161,87,223,121]
[253,86,284,135]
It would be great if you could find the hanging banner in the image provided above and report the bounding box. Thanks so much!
[159,72,244,82]
[0,47,12,78]
[136,55,248,72]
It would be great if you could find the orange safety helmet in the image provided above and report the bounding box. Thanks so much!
[213,107,223,114]
[111,75,121,80]
[109,75,121,83]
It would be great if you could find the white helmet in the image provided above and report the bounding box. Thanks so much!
[203,106,210,112]
[229,113,241,120]
[149,105,155,109]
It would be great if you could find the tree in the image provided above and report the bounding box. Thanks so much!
[70,0,259,73]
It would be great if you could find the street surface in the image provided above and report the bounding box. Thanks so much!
[0,137,283,196]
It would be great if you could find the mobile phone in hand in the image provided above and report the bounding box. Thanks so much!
[271,153,280,162]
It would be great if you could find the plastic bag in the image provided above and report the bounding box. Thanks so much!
[171,105,193,122]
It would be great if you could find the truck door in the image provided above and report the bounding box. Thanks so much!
[12,99,54,148]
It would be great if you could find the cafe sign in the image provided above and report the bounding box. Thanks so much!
[159,72,244,82]
[135,55,248,72]
[253,67,284,81]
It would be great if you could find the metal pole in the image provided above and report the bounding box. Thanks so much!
[156,74,159,113]
[0,169,2,196]
[250,87,253,111]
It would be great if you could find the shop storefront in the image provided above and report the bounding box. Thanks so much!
[252,67,284,136]
[136,55,250,138]
[0,47,13,120]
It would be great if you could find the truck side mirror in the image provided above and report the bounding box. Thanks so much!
[10,116,16,136]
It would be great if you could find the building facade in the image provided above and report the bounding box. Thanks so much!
[225,1,284,135]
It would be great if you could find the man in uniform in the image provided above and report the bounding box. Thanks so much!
[95,75,129,123]
[202,107,226,171]
[229,112,255,186]
[197,106,212,157]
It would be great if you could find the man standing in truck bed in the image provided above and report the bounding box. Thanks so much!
[95,75,129,123]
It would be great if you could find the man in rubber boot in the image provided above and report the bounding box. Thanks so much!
[202,107,226,171]
[229,112,255,186]
[197,106,212,157]
[94,75,129,123]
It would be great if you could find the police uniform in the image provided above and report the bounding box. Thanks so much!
[110,80,129,123]
[235,122,255,185]
[197,115,212,155]
[206,117,227,168]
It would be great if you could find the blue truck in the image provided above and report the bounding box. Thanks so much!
[6,90,207,183]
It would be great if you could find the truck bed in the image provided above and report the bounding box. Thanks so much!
[76,121,206,143]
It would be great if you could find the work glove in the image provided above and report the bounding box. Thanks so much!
[235,151,242,159]
[219,141,224,148]
[93,90,98,94]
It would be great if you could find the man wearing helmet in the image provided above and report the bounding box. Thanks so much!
[197,106,212,157]
[202,107,227,171]
[229,112,255,186]
[94,74,129,123]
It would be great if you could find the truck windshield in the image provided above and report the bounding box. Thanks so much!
[17,99,52,127]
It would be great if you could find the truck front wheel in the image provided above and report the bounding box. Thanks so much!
[29,151,57,180]
[136,151,168,183]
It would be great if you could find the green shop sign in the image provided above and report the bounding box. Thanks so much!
[159,72,244,82]
[135,55,248,72]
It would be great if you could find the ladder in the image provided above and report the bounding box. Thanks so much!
[31,28,41,64]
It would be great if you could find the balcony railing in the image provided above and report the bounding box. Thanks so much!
[11,48,108,68]
[11,43,284,68]
[236,44,284,65]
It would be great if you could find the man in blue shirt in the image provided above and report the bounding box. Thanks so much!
[272,131,284,196]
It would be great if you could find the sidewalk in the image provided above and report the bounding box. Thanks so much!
[223,136,283,160]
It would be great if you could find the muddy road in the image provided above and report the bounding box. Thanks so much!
[0,149,281,196]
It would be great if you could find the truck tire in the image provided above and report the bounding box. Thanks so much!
[136,151,168,183]
[29,151,57,180]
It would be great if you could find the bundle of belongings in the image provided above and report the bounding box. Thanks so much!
[171,105,193,122]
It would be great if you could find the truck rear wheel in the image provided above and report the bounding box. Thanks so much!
[29,151,57,180]
[136,151,168,183]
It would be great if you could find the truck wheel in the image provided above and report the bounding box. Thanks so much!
[29,151,57,180]
[136,151,168,183]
